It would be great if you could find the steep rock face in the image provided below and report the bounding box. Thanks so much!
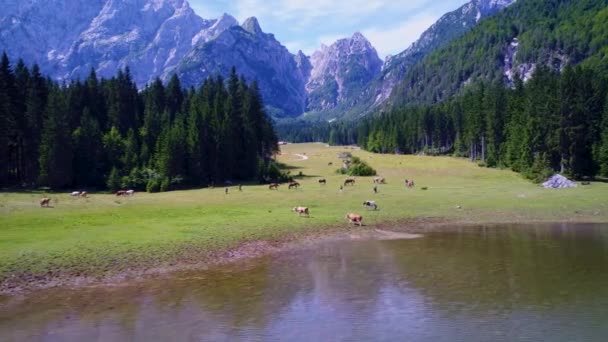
[374,0,517,105]
[0,0,238,86]
[0,0,106,76]
[66,0,217,85]
[306,32,382,112]
[294,50,312,82]
[169,17,308,118]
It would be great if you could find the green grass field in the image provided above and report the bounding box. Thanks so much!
[2,143,608,287]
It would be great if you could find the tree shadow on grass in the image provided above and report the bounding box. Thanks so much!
[276,162,303,171]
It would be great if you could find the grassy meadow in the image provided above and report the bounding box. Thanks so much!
[1,143,608,288]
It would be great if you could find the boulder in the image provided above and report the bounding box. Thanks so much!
[542,174,577,189]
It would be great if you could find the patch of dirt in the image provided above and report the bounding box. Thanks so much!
[1,217,603,297]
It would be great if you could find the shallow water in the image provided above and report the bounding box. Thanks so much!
[1,223,608,341]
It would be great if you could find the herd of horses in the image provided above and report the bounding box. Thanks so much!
[280,174,403,226]
[36,153,415,228]
[39,189,135,207]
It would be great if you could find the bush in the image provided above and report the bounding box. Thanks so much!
[523,153,554,183]
[106,167,121,192]
[160,177,170,192]
[336,155,377,176]
[258,160,293,183]
[146,179,160,193]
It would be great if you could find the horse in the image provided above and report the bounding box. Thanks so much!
[345,213,363,226]
[40,197,51,207]
[292,206,310,217]
[344,178,355,186]
[288,181,300,189]
[79,191,87,197]
[70,191,80,197]
[363,200,378,210]
[126,189,135,196]
[373,177,386,184]
[269,183,280,190]
[116,190,127,196]
[318,178,326,185]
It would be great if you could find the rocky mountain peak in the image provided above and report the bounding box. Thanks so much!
[192,12,238,46]
[294,50,312,80]
[306,32,382,113]
[242,16,263,35]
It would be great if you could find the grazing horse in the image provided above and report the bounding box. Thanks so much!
[318,178,326,185]
[40,197,51,207]
[288,181,300,189]
[269,183,280,190]
[345,213,363,226]
[373,177,386,184]
[363,200,378,210]
[344,178,356,186]
[292,206,310,217]
[328,162,333,166]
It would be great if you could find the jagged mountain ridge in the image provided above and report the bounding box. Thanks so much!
[0,0,516,120]
[305,32,382,112]
[167,17,308,118]
[0,0,236,86]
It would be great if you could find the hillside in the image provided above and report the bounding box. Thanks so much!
[299,0,515,122]
[386,0,608,107]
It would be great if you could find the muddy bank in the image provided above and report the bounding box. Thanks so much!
[0,217,603,298]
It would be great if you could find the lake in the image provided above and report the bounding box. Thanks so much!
[1,223,608,341]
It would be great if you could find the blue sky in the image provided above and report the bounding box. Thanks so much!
[188,0,470,60]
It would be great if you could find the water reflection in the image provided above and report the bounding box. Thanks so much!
[1,223,608,341]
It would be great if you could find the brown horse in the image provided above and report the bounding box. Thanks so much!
[318,178,326,185]
[345,213,363,226]
[288,181,300,189]
[40,197,51,207]
[344,178,355,186]
[269,183,280,190]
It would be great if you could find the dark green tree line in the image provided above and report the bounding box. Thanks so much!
[0,55,279,190]
[359,66,608,180]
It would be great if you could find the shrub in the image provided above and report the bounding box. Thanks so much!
[106,167,121,192]
[146,179,160,193]
[160,177,171,192]
[336,155,377,176]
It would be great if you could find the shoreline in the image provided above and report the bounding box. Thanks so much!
[2,216,605,298]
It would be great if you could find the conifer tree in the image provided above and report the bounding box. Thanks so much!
[39,86,73,188]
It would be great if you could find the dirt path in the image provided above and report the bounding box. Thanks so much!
[293,153,309,161]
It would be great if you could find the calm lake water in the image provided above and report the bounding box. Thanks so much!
[1,223,608,341]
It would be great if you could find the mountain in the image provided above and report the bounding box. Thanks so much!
[386,0,608,108]
[302,0,515,122]
[167,17,308,118]
[375,0,517,106]
[0,0,236,86]
[0,0,520,121]
[305,33,382,113]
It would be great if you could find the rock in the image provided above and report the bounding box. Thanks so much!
[542,174,577,189]
[306,32,382,112]
[170,16,308,118]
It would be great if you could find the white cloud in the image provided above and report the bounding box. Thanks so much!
[362,13,438,59]
[233,0,430,23]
